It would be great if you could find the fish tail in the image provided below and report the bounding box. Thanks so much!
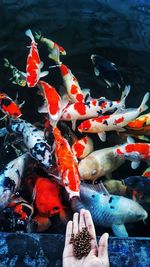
[25,29,35,42]
[120,85,131,108]
[138,92,150,113]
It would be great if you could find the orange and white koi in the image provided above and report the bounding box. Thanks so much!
[53,126,80,198]
[78,92,149,142]
[0,93,22,119]
[35,32,66,64]
[142,166,150,178]
[59,64,86,103]
[25,29,48,87]
[72,135,94,159]
[114,136,150,169]
[61,85,130,130]
[37,80,63,126]
[126,112,150,131]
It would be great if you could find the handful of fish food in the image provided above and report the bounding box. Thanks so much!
[0,29,149,236]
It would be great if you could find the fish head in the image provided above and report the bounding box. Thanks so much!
[78,156,99,181]
[78,120,92,133]
[123,198,148,223]
[123,176,137,187]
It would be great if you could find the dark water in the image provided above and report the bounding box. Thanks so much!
[0,0,150,237]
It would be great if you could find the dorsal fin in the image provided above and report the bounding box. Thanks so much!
[81,181,110,195]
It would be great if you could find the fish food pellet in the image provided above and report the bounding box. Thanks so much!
[70,227,92,259]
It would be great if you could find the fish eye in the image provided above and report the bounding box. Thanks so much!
[92,170,97,175]
[92,195,95,198]
[84,128,88,131]
[53,206,59,211]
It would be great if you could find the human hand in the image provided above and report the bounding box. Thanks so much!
[63,209,109,267]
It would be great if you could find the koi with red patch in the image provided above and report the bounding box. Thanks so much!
[59,64,85,103]
[53,126,80,198]
[114,136,150,169]
[126,112,150,131]
[78,92,149,142]
[143,166,150,178]
[33,177,66,220]
[61,85,130,130]
[35,32,66,64]
[0,93,22,118]
[72,136,94,159]
[25,29,48,87]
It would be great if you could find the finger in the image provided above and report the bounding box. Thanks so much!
[73,212,79,235]
[84,209,96,241]
[79,209,86,231]
[98,233,109,260]
[65,220,73,246]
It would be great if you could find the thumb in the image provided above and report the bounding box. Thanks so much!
[98,233,109,263]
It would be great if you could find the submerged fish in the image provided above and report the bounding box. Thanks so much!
[53,126,80,198]
[35,32,66,64]
[114,136,150,169]
[0,118,53,170]
[61,85,130,130]
[33,177,65,219]
[91,54,125,89]
[123,176,150,196]
[25,29,48,87]
[78,146,125,181]
[104,179,127,196]
[0,92,22,119]
[78,92,149,142]
[71,183,148,237]
[0,153,29,209]
[4,58,26,87]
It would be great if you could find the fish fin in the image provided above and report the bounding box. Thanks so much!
[99,181,110,196]
[98,132,106,142]
[81,181,109,195]
[127,136,135,143]
[131,161,140,169]
[40,61,44,69]
[71,120,77,131]
[25,29,35,42]
[120,85,131,109]
[38,101,49,113]
[104,79,112,88]
[39,71,49,78]
[94,67,100,76]
[112,224,128,237]
[21,71,27,78]
[82,88,91,102]
[116,127,126,132]
[138,92,149,113]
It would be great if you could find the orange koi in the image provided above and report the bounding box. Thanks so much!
[126,112,150,131]
[0,93,22,118]
[53,126,80,198]
[34,177,65,220]
[25,29,48,87]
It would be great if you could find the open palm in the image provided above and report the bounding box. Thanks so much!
[63,209,109,267]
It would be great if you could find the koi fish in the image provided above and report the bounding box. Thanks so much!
[78,146,125,181]
[53,126,80,198]
[123,176,150,196]
[4,58,26,87]
[59,64,86,103]
[78,92,149,141]
[0,92,22,119]
[71,183,147,237]
[25,29,48,87]
[91,54,125,89]
[61,85,130,130]
[0,153,29,209]
[72,135,94,159]
[126,112,150,131]
[0,118,53,170]
[37,80,68,127]
[35,31,66,64]
[114,137,150,169]
[33,177,65,220]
